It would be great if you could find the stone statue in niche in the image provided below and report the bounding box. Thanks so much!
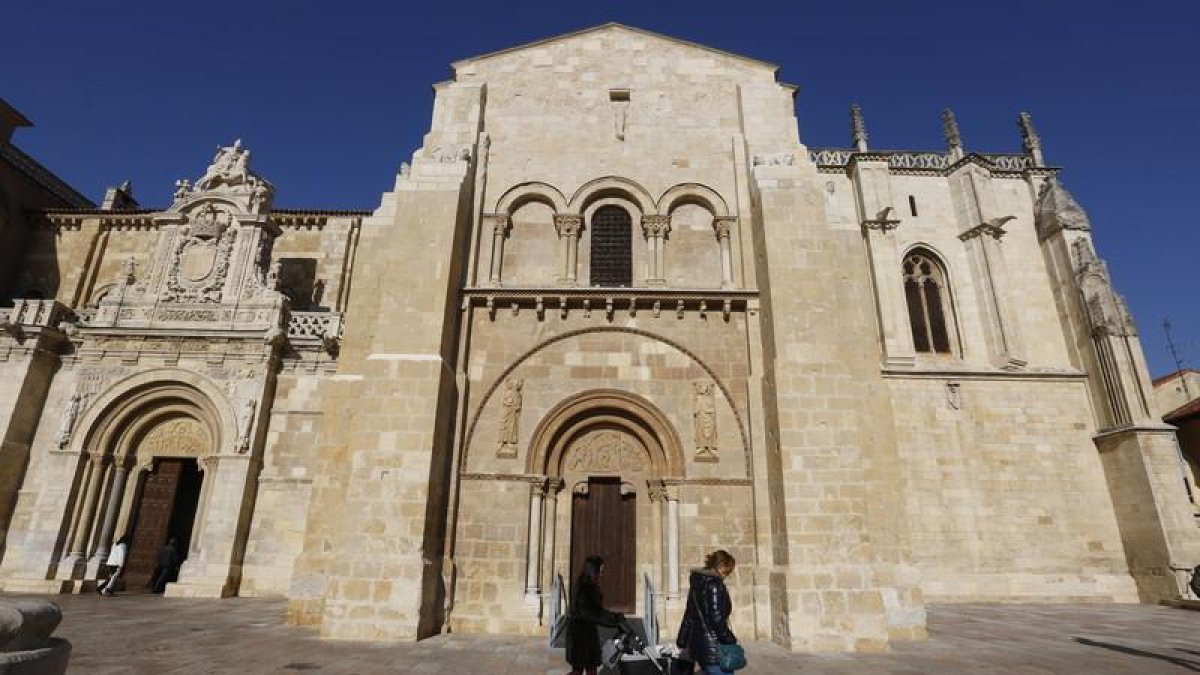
[55,393,83,448]
[237,399,256,453]
[693,381,718,461]
[496,378,523,458]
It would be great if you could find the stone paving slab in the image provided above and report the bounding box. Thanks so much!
[5,593,1200,674]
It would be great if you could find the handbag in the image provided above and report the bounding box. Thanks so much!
[688,586,746,671]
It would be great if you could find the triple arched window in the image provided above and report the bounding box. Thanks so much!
[903,249,954,354]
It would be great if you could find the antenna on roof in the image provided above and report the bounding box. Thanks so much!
[1164,318,1192,400]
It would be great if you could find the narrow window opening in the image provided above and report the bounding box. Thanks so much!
[903,250,954,355]
[590,206,632,287]
[908,195,918,217]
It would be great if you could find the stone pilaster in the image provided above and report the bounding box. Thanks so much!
[553,214,583,285]
[483,213,510,285]
[713,217,737,289]
[640,214,670,285]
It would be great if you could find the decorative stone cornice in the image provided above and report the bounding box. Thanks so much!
[640,214,671,238]
[553,213,582,238]
[958,216,1015,242]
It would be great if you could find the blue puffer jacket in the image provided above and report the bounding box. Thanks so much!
[676,568,736,666]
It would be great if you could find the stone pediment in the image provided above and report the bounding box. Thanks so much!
[451,23,778,74]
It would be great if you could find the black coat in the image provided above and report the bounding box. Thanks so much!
[676,569,736,666]
[565,578,622,668]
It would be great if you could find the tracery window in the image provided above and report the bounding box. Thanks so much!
[590,205,632,287]
[903,249,953,354]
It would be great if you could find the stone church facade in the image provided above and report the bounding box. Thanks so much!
[1,24,1196,652]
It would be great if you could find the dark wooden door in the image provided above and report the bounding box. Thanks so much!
[124,458,185,587]
[571,478,636,613]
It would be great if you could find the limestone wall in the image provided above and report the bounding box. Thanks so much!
[887,376,1137,601]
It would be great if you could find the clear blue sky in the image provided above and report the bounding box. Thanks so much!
[3,1,1196,377]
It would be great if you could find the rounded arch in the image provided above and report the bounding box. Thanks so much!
[493,181,568,215]
[463,327,750,468]
[568,176,657,216]
[527,389,685,478]
[656,183,730,218]
[67,368,237,461]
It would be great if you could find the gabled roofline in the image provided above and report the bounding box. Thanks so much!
[452,22,779,74]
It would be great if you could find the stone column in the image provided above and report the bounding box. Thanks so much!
[68,454,108,557]
[554,214,582,285]
[59,456,95,561]
[482,214,510,286]
[713,217,737,289]
[665,485,681,596]
[641,215,671,285]
[92,459,131,561]
[525,479,547,602]
[543,478,564,592]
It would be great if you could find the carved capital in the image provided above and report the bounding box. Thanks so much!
[482,213,511,237]
[712,216,737,239]
[530,478,549,499]
[553,214,583,238]
[647,479,668,503]
[640,214,671,239]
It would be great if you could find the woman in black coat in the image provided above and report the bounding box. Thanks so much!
[675,550,738,675]
[565,555,624,675]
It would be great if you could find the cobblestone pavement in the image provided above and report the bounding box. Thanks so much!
[8,593,1200,674]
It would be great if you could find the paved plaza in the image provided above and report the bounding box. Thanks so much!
[4,594,1198,674]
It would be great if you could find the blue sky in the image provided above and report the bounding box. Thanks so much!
[3,1,1196,376]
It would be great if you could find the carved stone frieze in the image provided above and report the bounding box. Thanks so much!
[564,429,647,474]
[137,417,210,459]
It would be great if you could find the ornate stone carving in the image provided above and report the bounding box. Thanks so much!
[496,378,523,458]
[1018,112,1044,165]
[942,108,963,153]
[137,417,209,459]
[693,381,718,461]
[429,145,471,163]
[861,206,901,233]
[565,430,647,473]
[946,382,962,410]
[647,479,668,503]
[237,399,256,453]
[173,139,274,213]
[121,257,138,286]
[482,213,511,237]
[1035,178,1091,240]
[712,216,737,239]
[958,216,1015,242]
[1073,239,1136,337]
[163,204,237,304]
[640,214,671,239]
[850,103,869,152]
[55,393,82,448]
[553,214,582,238]
[752,153,795,167]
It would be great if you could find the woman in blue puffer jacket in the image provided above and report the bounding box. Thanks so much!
[675,550,737,675]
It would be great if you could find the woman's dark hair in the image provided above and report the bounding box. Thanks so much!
[579,555,605,584]
[705,549,736,574]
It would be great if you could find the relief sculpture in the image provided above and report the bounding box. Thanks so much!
[565,429,646,473]
[693,381,718,461]
[496,378,523,458]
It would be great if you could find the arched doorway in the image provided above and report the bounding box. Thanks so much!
[52,377,233,595]
[525,390,685,617]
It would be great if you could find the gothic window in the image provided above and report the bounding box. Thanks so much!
[590,205,632,287]
[903,249,953,354]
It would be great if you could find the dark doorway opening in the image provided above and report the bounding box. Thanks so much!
[570,477,636,613]
[123,457,203,590]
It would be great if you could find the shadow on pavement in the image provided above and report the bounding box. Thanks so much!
[1073,637,1200,672]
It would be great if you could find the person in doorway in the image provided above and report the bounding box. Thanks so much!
[148,537,181,594]
[565,554,624,675]
[97,535,130,596]
[675,550,738,675]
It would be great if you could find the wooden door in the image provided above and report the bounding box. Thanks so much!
[124,458,185,587]
[571,478,636,613]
